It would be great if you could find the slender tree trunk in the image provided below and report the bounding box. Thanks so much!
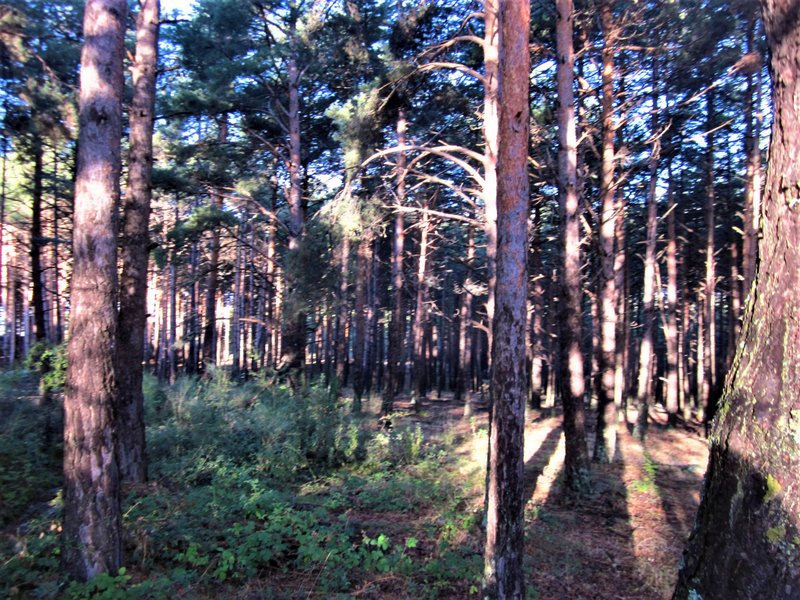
[674,3,800,595]
[703,92,717,419]
[383,108,406,413]
[529,207,544,409]
[352,236,370,410]
[556,0,590,494]
[62,0,127,580]
[116,0,159,484]
[593,0,618,462]
[458,226,475,406]
[31,142,47,342]
[665,183,680,426]
[280,50,306,377]
[482,0,529,595]
[742,16,763,299]
[412,204,431,407]
[335,234,350,386]
[634,70,660,441]
[483,0,499,363]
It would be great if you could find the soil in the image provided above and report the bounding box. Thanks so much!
[348,392,709,600]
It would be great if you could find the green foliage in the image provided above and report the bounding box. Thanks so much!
[24,342,67,393]
[0,371,62,527]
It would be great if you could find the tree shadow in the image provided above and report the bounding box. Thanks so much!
[522,423,665,599]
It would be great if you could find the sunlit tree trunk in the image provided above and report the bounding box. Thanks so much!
[483,0,499,362]
[482,0,529,595]
[556,0,590,494]
[335,234,350,386]
[742,15,763,299]
[116,0,159,484]
[703,92,717,417]
[62,0,127,580]
[665,182,680,426]
[674,2,800,595]
[593,0,618,462]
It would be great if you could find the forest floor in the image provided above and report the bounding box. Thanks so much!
[0,374,709,599]
[361,392,710,600]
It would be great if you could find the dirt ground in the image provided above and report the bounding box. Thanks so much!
[391,393,709,600]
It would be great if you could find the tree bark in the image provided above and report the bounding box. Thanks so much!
[633,68,660,441]
[412,204,431,407]
[593,0,618,462]
[383,108,407,413]
[556,0,590,494]
[483,0,499,363]
[482,0,529,596]
[674,2,800,596]
[116,0,159,485]
[665,183,680,426]
[62,0,127,580]
[31,141,47,341]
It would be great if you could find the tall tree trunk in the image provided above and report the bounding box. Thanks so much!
[665,183,680,426]
[529,207,544,409]
[741,15,763,299]
[383,108,406,413]
[280,50,306,377]
[674,3,800,595]
[202,118,227,368]
[703,92,717,419]
[31,141,47,341]
[116,0,159,485]
[458,226,475,406]
[482,0,529,595]
[556,0,590,494]
[634,69,660,441]
[335,234,350,386]
[352,236,370,410]
[593,0,618,462]
[483,0,499,363]
[412,204,431,407]
[62,0,127,580]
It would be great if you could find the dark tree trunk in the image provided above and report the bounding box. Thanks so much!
[674,3,800,597]
[482,0,529,596]
[383,109,407,414]
[556,0,590,495]
[116,0,159,485]
[62,0,127,581]
[31,141,47,341]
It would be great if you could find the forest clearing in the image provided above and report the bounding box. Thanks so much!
[1,0,800,597]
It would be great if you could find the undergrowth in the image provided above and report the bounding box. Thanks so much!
[0,370,483,599]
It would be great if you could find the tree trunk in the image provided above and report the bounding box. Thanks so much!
[280,50,306,377]
[634,70,660,441]
[31,141,47,341]
[482,0,499,363]
[741,15,763,299]
[556,0,590,495]
[703,92,717,419]
[335,234,350,386]
[116,0,159,485]
[383,108,407,413]
[352,236,371,410]
[482,0,529,595]
[665,183,680,426]
[593,0,618,462]
[62,0,127,580]
[412,204,431,407]
[674,3,800,595]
